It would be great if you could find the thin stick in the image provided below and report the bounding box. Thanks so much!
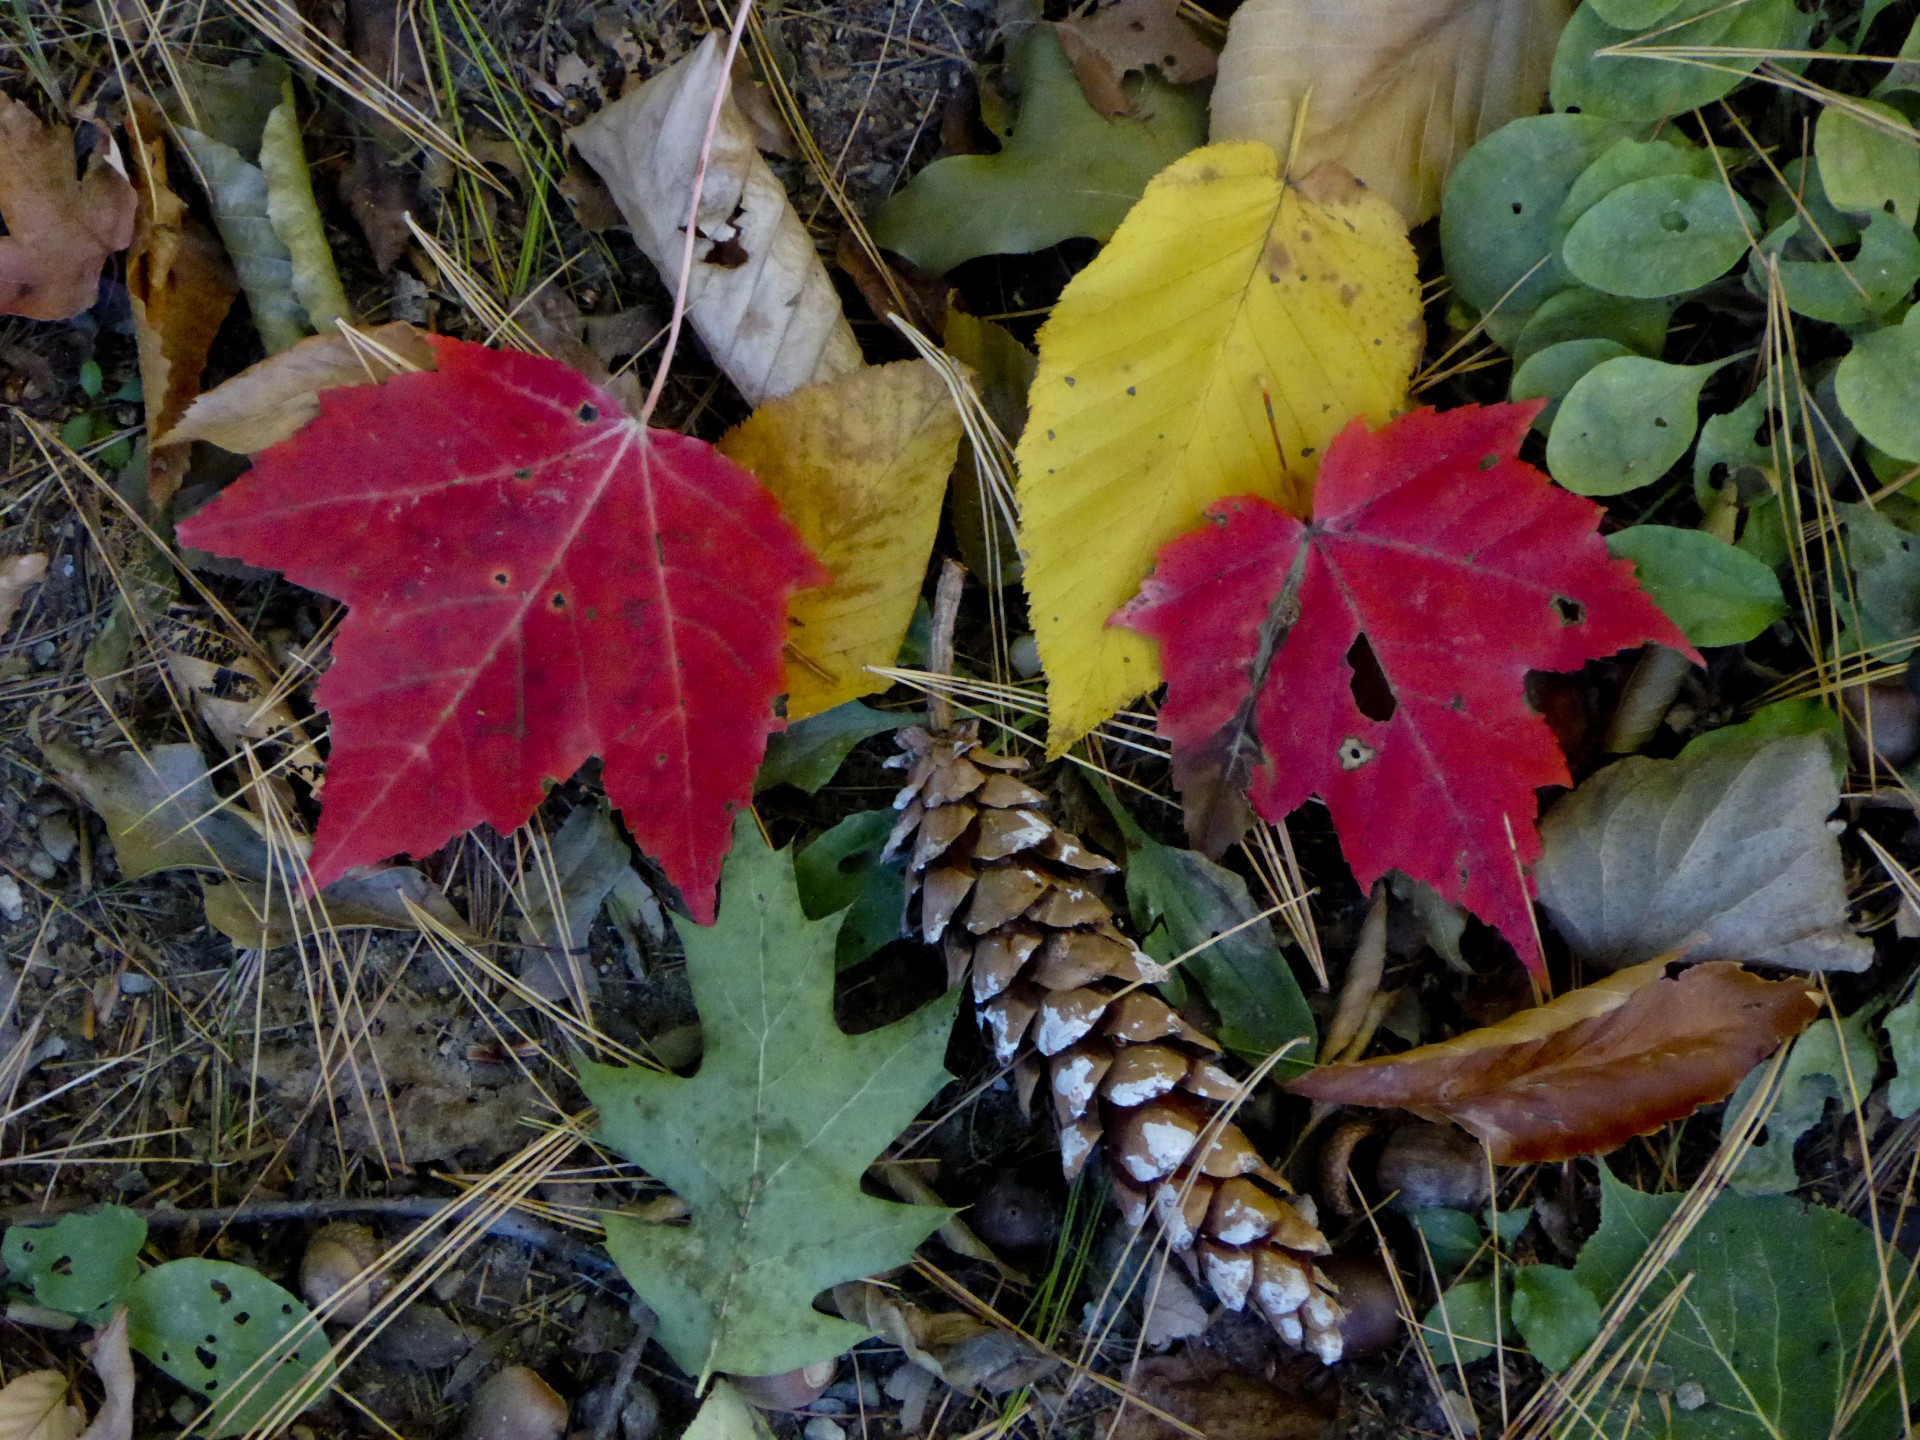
[927,560,966,732]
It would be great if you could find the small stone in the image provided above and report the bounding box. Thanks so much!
[369,1302,474,1369]
[30,640,55,667]
[803,1420,846,1440]
[36,813,76,864]
[0,874,21,921]
[1439,1389,1480,1436]
[618,1381,660,1440]
[27,853,55,880]
[822,1376,879,1408]
[1675,1380,1707,1411]
[118,972,153,995]
[1010,634,1042,678]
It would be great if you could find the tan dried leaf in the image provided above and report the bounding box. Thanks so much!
[161,321,435,453]
[0,97,136,320]
[1056,0,1218,120]
[77,1311,134,1440]
[568,34,864,406]
[0,1373,78,1440]
[1210,0,1571,223]
[0,553,49,639]
[1287,960,1821,1164]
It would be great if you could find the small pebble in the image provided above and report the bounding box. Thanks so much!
[27,853,55,881]
[1010,634,1042,678]
[618,1381,660,1440]
[36,813,76,864]
[0,874,22,921]
[118,972,152,995]
[30,640,55,668]
[822,1376,878,1408]
[803,1420,846,1440]
[1676,1380,1707,1411]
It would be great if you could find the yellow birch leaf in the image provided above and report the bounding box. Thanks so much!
[721,361,964,720]
[0,1372,79,1440]
[1017,142,1421,754]
[1211,0,1571,225]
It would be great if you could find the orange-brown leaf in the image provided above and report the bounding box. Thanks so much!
[0,96,136,320]
[1286,961,1820,1164]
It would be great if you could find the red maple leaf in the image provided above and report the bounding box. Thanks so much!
[1112,403,1695,972]
[177,336,826,922]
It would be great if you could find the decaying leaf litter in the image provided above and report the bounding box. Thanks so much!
[4,0,1920,1435]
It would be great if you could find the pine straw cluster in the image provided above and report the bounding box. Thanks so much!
[883,720,1344,1361]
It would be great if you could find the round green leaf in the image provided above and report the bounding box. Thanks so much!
[2,1206,146,1318]
[1512,287,1672,365]
[1761,156,1860,247]
[1589,0,1685,26]
[1815,98,1920,226]
[1411,1207,1487,1275]
[1421,1276,1509,1368]
[1563,174,1758,298]
[1606,524,1788,645]
[125,1258,336,1438]
[1763,210,1920,325]
[1511,1265,1602,1373]
[1555,136,1717,243]
[1547,355,1718,494]
[1692,391,1778,504]
[1512,337,1634,432]
[1441,114,1632,344]
[1552,0,1795,121]
[1837,308,1920,461]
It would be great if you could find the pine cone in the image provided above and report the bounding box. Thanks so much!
[885,721,1344,1361]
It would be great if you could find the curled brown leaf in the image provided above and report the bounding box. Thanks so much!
[1286,960,1820,1164]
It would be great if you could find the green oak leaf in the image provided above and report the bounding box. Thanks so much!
[870,27,1206,275]
[579,815,957,1381]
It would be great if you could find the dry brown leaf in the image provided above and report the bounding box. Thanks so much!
[0,96,136,320]
[0,553,49,639]
[1210,0,1571,223]
[1055,0,1218,120]
[1287,960,1820,1165]
[0,1373,79,1440]
[77,1311,134,1440]
[125,96,240,510]
[161,321,435,453]
[568,34,864,407]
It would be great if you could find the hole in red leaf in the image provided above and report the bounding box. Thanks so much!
[1479,453,1499,471]
[551,593,567,610]
[493,571,510,587]
[1345,635,1396,722]
[1553,596,1585,626]
[577,403,599,422]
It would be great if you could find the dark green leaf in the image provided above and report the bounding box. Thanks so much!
[3,1206,145,1318]
[1511,1265,1600,1372]
[757,700,916,794]
[794,809,909,967]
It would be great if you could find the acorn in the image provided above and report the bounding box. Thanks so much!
[727,1361,836,1410]
[1316,1254,1403,1357]
[462,1367,568,1440]
[298,1222,385,1327]
[1842,681,1920,771]
[1376,1122,1489,1215]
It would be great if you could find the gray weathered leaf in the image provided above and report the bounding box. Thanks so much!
[1534,735,1870,972]
[568,35,863,406]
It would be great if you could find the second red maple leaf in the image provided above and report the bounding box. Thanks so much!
[178,336,826,922]
[1113,402,1695,972]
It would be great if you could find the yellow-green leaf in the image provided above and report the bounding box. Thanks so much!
[720,361,964,719]
[1017,143,1421,753]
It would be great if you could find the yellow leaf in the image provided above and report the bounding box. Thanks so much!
[1211,0,1570,224]
[0,1372,79,1440]
[721,361,964,720]
[1017,142,1421,754]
